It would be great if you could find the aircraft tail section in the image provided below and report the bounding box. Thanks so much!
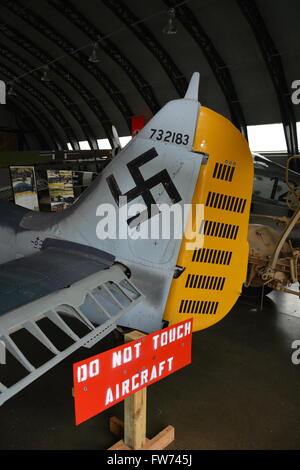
[52,73,204,268]
[18,73,205,332]
[16,73,254,334]
[163,107,254,332]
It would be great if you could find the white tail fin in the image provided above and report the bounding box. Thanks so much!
[184,72,200,100]
[18,73,206,332]
[60,73,203,259]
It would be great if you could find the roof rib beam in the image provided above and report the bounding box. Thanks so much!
[0,18,107,149]
[0,41,96,150]
[49,0,161,114]
[2,0,134,135]
[13,103,51,150]
[4,86,61,150]
[102,0,188,97]
[163,0,248,138]
[237,0,298,156]
[0,62,72,149]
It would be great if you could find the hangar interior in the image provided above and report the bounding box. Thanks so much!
[0,0,300,450]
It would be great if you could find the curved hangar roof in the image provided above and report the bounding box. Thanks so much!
[0,0,299,154]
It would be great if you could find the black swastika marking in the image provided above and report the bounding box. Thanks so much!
[106,147,182,225]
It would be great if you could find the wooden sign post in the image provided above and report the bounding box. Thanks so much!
[124,331,147,449]
[108,330,174,450]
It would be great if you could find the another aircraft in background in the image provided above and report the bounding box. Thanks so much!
[252,152,300,219]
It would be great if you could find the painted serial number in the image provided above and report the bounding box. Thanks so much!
[150,128,190,145]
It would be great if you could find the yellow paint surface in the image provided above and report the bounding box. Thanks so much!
[163,107,254,331]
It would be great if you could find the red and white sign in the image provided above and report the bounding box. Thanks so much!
[73,319,193,425]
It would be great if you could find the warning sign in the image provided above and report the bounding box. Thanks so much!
[73,319,192,425]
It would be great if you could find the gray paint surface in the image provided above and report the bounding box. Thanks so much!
[0,73,203,332]
[0,238,115,316]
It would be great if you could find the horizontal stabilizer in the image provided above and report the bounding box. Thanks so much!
[0,261,144,406]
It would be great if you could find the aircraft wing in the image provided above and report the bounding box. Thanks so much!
[0,238,144,406]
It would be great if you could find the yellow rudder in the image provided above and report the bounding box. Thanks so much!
[163,106,254,332]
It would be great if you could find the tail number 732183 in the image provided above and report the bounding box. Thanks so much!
[150,128,190,145]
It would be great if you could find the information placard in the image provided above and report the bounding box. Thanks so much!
[10,165,39,210]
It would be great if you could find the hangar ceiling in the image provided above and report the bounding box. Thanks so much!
[0,0,299,154]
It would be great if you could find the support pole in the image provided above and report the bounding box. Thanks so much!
[124,330,147,450]
[108,330,175,450]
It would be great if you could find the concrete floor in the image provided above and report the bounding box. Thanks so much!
[1,290,300,450]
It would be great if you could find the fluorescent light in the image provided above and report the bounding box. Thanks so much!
[67,143,72,150]
[247,123,287,152]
